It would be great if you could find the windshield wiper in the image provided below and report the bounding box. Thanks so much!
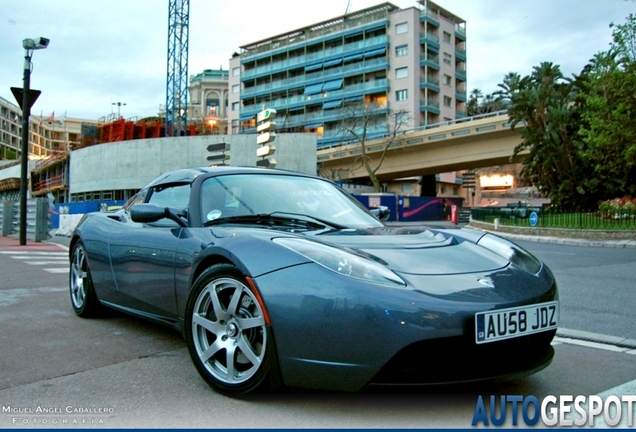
[203,212,345,230]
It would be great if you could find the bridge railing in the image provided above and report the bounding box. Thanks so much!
[317,110,511,151]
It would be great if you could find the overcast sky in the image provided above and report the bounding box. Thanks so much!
[1,0,633,121]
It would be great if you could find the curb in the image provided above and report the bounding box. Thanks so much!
[466,225,636,248]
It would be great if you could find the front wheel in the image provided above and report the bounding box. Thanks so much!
[185,264,276,396]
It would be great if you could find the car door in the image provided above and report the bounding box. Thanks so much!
[108,183,190,319]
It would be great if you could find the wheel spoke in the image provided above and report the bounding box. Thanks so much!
[237,315,265,330]
[207,285,230,322]
[237,335,261,367]
[227,285,244,316]
[200,338,224,363]
[225,344,237,382]
[192,312,223,335]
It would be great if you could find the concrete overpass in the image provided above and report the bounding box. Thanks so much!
[317,112,526,181]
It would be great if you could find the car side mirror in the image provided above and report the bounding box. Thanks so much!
[130,204,188,227]
[370,205,390,222]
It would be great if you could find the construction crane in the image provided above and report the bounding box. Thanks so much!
[165,0,190,137]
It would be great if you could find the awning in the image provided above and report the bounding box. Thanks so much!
[239,112,256,121]
[343,53,363,63]
[344,96,363,103]
[323,100,343,110]
[304,83,323,95]
[323,58,342,68]
[322,78,343,92]
[364,47,387,58]
[304,123,323,129]
[305,63,322,72]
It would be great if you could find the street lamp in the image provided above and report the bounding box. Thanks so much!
[112,101,126,118]
[17,37,49,245]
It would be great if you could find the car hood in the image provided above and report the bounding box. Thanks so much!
[313,227,509,275]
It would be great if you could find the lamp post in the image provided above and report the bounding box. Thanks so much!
[15,37,49,245]
[112,101,126,118]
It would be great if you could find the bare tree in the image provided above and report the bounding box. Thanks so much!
[336,100,409,192]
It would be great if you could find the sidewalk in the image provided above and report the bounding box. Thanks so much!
[0,235,69,252]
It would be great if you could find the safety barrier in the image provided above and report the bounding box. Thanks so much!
[0,198,52,242]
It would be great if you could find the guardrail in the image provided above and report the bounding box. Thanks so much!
[1,198,52,242]
[471,206,636,230]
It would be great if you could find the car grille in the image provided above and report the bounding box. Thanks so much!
[370,330,556,385]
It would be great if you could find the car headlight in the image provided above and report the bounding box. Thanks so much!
[477,234,543,274]
[273,237,405,287]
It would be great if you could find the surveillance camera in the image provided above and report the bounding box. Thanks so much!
[22,37,50,50]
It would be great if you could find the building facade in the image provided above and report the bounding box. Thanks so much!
[187,68,229,134]
[228,0,466,148]
[0,95,97,203]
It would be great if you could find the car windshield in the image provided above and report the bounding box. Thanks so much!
[200,173,384,229]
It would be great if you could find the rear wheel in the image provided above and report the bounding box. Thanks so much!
[69,242,102,317]
[185,264,275,396]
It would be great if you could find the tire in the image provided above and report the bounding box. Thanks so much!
[69,242,102,318]
[185,264,276,396]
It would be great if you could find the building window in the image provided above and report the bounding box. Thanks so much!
[232,67,240,76]
[232,102,240,111]
[443,52,452,65]
[443,31,452,43]
[232,84,240,93]
[444,96,453,107]
[395,22,408,35]
[395,67,408,79]
[443,74,452,86]
[395,44,408,57]
[396,89,408,101]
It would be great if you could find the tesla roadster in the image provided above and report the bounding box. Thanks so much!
[69,166,559,396]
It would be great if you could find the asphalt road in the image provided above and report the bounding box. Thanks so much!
[0,233,635,428]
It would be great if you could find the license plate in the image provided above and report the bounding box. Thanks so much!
[475,301,559,344]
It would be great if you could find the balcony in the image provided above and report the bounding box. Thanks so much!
[419,32,440,51]
[420,76,440,92]
[420,53,440,70]
[420,100,440,115]
[420,8,440,27]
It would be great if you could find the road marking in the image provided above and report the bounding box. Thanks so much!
[44,268,69,274]
[554,328,636,354]
[1,250,68,273]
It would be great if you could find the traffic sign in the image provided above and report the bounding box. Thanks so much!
[207,153,230,162]
[256,158,276,168]
[257,108,277,123]
[11,87,41,111]
[207,142,230,152]
[257,132,276,145]
[256,144,276,157]
[529,211,539,227]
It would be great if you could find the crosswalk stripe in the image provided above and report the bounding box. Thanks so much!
[44,268,69,274]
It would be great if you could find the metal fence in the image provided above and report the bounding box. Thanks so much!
[1,198,52,242]
[471,206,636,230]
